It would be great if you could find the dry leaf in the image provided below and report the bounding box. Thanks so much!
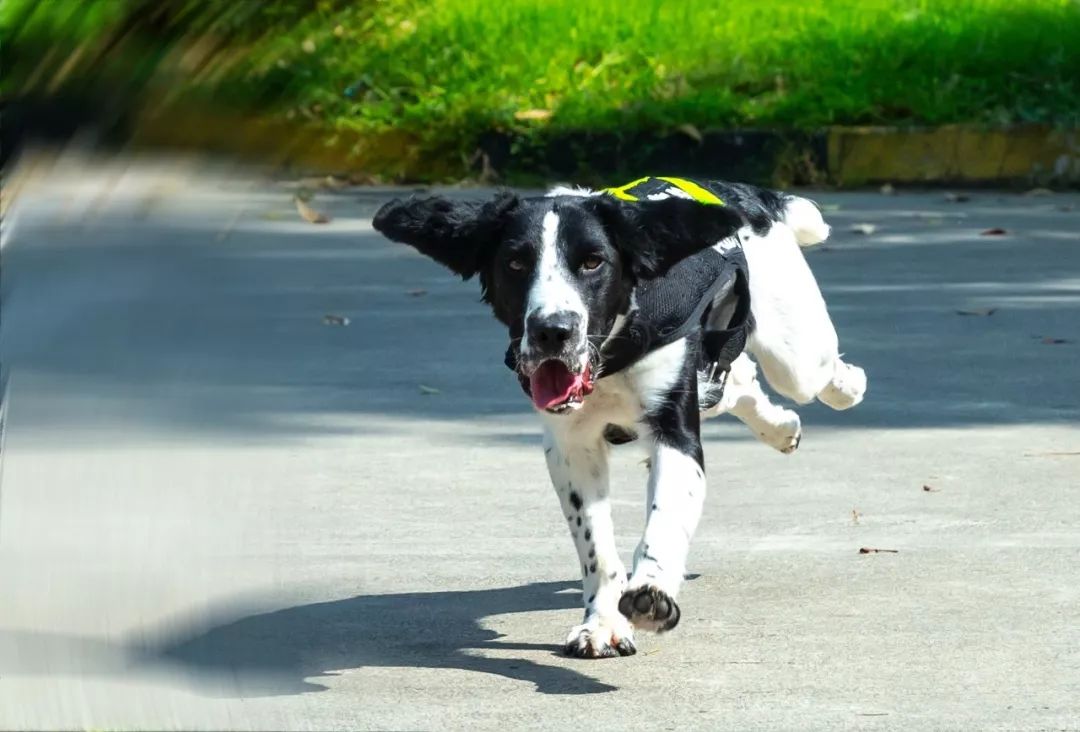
[879,183,895,195]
[859,547,899,554]
[418,384,441,395]
[406,288,428,297]
[944,192,970,203]
[922,484,939,492]
[850,223,877,235]
[514,108,553,121]
[980,227,1007,236]
[675,123,704,144]
[1024,187,1054,197]
[295,195,331,224]
[1041,337,1068,344]
[955,307,997,317]
[322,314,350,326]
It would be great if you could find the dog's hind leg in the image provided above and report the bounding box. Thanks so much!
[740,212,868,410]
[815,357,867,410]
[704,354,802,453]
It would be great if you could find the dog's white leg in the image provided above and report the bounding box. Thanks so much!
[623,439,704,632]
[620,340,706,633]
[543,425,636,658]
[816,357,867,410]
[739,216,868,409]
[707,354,802,453]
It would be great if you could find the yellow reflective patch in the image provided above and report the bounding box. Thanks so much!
[657,176,725,205]
[601,176,650,201]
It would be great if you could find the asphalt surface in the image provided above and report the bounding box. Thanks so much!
[1,158,1079,731]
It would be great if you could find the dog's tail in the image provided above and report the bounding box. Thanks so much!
[782,196,830,248]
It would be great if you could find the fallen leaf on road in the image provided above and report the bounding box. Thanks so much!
[923,484,939,492]
[955,307,997,317]
[879,183,895,195]
[418,384,441,395]
[295,195,331,224]
[1041,337,1068,344]
[675,123,704,144]
[980,227,1008,236]
[944,192,970,203]
[850,223,877,235]
[514,108,552,121]
[322,314,350,326]
[859,547,899,554]
[406,288,428,297]
[1023,187,1055,197]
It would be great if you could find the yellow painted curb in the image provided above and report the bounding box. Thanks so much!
[828,125,1080,186]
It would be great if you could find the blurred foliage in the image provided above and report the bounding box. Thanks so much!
[3,0,1079,176]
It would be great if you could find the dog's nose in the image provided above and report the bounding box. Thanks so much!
[527,312,581,348]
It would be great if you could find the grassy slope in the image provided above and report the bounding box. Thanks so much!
[240,0,1080,151]
[5,0,1079,176]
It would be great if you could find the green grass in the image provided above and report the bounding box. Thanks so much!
[234,1,1080,149]
[6,0,1080,177]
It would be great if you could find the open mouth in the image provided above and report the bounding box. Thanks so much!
[529,360,594,412]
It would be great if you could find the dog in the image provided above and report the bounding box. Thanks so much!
[373,176,866,659]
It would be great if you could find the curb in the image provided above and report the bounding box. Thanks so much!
[131,107,1080,188]
[827,125,1080,187]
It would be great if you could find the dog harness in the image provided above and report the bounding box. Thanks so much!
[505,177,753,408]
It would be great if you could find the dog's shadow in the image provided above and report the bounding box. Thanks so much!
[147,580,616,696]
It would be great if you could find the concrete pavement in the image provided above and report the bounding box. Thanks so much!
[1,158,1079,730]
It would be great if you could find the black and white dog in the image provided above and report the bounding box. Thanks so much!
[373,177,866,659]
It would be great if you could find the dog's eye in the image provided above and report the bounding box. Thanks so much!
[581,256,604,271]
[507,258,526,272]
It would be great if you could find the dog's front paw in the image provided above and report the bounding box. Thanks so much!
[759,409,802,454]
[564,615,637,659]
[618,585,681,633]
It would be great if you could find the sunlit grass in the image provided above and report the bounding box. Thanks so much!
[243,0,1079,148]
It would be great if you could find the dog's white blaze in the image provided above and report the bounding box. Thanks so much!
[521,211,588,358]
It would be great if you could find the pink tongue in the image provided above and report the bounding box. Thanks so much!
[530,361,583,410]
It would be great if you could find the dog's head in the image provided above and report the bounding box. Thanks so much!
[373,192,744,413]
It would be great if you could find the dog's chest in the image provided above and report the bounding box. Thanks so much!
[548,372,644,436]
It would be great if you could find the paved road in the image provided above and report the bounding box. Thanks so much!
[2,158,1079,730]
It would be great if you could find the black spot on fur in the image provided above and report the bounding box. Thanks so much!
[588,546,595,558]
[587,594,595,604]
[584,529,592,541]
[576,516,582,527]
[569,491,582,510]
[589,562,597,574]
[609,570,618,580]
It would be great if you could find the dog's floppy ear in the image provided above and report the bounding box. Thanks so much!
[372,192,519,279]
[585,196,746,279]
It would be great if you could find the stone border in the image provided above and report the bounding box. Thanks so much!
[131,106,1079,187]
